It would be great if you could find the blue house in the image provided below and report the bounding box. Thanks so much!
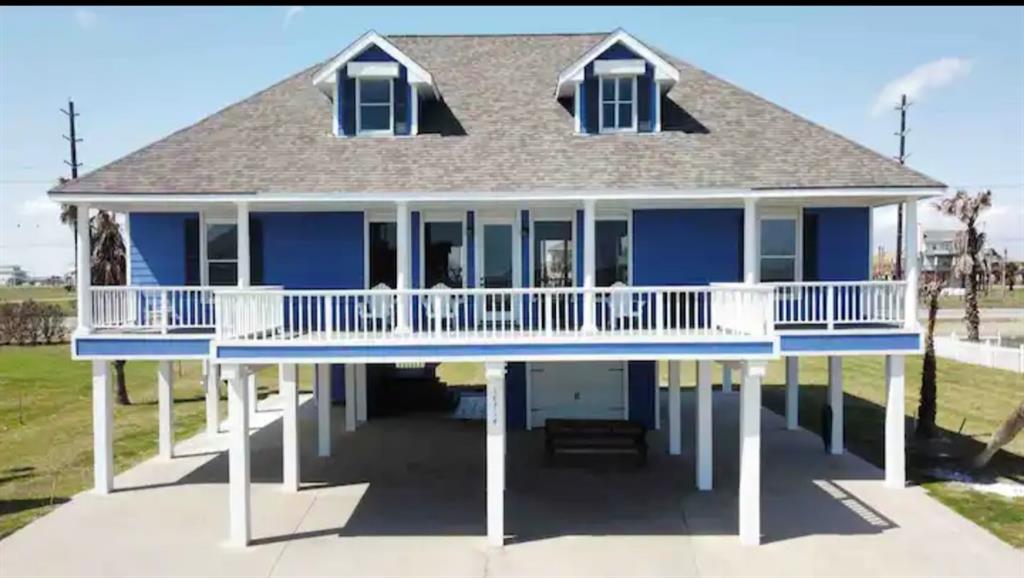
[50,30,943,548]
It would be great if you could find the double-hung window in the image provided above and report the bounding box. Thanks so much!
[759,218,798,282]
[357,78,393,135]
[599,76,637,133]
[206,222,238,286]
[595,219,629,286]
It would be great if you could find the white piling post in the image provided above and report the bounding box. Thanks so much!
[281,364,300,493]
[317,364,331,457]
[157,360,174,460]
[485,361,507,547]
[668,360,681,455]
[696,360,712,490]
[884,355,906,489]
[225,365,251,547]
[739,361,763,546]
[92,360,113,494]
[785,357,799,430]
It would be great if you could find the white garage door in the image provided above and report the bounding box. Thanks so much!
[530,361,626,426]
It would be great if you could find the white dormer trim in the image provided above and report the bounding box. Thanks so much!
[555,29,681,98]
[593,59,646,77]
[313,30,438,98]
[347,61,400,79]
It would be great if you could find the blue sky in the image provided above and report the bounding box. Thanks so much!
[1,6,1022,276]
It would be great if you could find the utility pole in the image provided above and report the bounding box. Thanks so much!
[61,99,83,281]
[894,94,910,280]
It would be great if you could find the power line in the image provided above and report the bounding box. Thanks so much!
[61,99,82,179]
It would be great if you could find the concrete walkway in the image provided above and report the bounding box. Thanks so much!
[1,391,1021,578]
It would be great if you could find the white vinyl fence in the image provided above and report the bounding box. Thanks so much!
[934,333,1024,374]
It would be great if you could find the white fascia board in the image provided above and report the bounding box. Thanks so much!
[347,61,400,79]
[593,59,646,76]
[313,30,438,98]
[555,29,681,97]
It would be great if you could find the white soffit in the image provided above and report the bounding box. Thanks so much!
[347,61,400,79]
[593,59,646,76]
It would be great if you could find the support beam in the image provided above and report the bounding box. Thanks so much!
[785,357,799,431]
[236,202,250,287]
[76,204,91,332]
[344,364,357,432]
[903,199,919,328]
[485,361,507,547]
[281,364,300,493]
[157,361,174,460]
[668,360,681,455]
[92,360,113,494]
[225,365,251,547]
[317,364,331,457]
[205,362,220,436]
[828,356,844,455]
[396,201,411,332]
[743,198,759,284]
[739,361,764,546]
[885,355,906,489]
[582,199,596,331]
[722,365,733,393]
[356,364,367,424]
[696,360,713,491]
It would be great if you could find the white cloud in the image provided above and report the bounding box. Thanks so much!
[19,198,58,218]
[74,8,98,30]
[283,6,304,30]
[871,57,972,116]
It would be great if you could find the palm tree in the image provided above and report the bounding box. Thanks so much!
[1006,262,1019,291]
[57,179,76,292]
[90,211,131,405]
[935,190,992,342]
[916,280,942,439]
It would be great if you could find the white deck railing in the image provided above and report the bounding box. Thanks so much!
[767,281,907,329]
[91,286,218,333]
[215,285,776,343]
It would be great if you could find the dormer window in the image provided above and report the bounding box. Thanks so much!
[357,78,394,135]
[599,76,637,133]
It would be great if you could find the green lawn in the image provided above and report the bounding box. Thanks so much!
[0,286,76,314]
[938,287,1024,310]
[0,346,305,539]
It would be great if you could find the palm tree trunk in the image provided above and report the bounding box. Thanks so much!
[973,401,1024,468]
[916,288,940,439]
[113,360,130,405]
[966,262,981,342]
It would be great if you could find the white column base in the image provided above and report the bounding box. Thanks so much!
[281,364,300,493]
[696,360,713,491]
[157,361,174,460]
[828,356,844,455]
[317,364,331,457]
[92,360,113,494]
[668,361,681,455]
[885,355,906,489]
[205,362,220,436]
[739,361,763,546]
[485,361,506,548]
[226,365,251,547]
[785,357,799,431]
[344,364,357,433]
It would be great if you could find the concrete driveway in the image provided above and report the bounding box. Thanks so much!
[1,390,1020,578]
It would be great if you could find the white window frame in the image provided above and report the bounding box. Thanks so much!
[203,216,239,287]
[529,211,578,288]
[355,77,394,136]
[419,212,467,289]
[595,211,633,286]
[598,75,638,134]
[474,213,522,291]
[757,209,803,283]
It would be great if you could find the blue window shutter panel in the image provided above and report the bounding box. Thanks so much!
[342,75,356,136]
[638,64,654,132]
[411,212,421,288]
[804,207,870,281]
[576,210,584,286]
[250,216,264,285]
[583,65,599,134]
[633,209,744,285]
[394,67,410,135]
[466,211,475,288]
[520,210,530,288]
[250,212,363,289]
[628,361,656,428]
[184,216,200,286]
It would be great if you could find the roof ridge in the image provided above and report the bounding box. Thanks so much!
[385,32,609,39]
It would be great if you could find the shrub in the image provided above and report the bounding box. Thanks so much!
[0,300,68,345]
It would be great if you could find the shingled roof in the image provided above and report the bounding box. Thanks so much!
[51,33,943,195]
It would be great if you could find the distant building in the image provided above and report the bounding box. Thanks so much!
[921,230,956,285]
[872,246,895,280]
[0,265,29,286]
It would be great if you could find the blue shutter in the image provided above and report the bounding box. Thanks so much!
[342,73,356,136]
[583,65,599,134]
[638,64,654,132]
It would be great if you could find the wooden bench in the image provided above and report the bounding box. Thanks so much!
[544,418,648,466]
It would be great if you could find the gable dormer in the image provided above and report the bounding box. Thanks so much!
[313,31,439,138]
[556,30,680,135]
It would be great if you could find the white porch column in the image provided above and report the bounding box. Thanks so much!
[885,355,906,488]
[743,198,759,284]
[225,364,251,547]
[317,364,331,457]
[344,364,357,432]
[485,361,507,547]
[356,364,367,424]
[668,360,681,455]
[281,363,300,493]
[236,202,250,287]
[205,361,220,436]
[785,357,799,430]
[739,361,764,546]
[903,199,919,328]
[722,365,733,393]
[582,199,596,331]
[828,356,844,455]
[76,204,92,332]
[92,360,113,494]
[157,361,174,460]
[396,201,411,332]
[696,360,713,490]
[247,372,258,417]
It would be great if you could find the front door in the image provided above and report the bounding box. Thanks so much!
[476,217,518,324]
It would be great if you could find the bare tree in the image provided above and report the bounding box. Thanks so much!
[916,280,942,439]
[935,190,992,342]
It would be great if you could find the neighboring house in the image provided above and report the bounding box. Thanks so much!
[49,30,944,548]
[921,229,957,285]
[0,265,28,286]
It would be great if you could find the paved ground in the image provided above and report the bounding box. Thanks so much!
[2,390,1021,578]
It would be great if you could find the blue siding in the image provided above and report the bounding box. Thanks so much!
[628,361,656,429]
[575,209,584,286]
[506,362,527,430]
[411,212,421,288]
[633,209,743,285]
[596,42,640,60]
[781,333,921,353]
[804,207,871,281]
[352,45,394,62]
[77,338,210,358]
[129,213,194,286]
[252,212,364,289]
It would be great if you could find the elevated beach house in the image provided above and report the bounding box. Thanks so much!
[49,30,942,547]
